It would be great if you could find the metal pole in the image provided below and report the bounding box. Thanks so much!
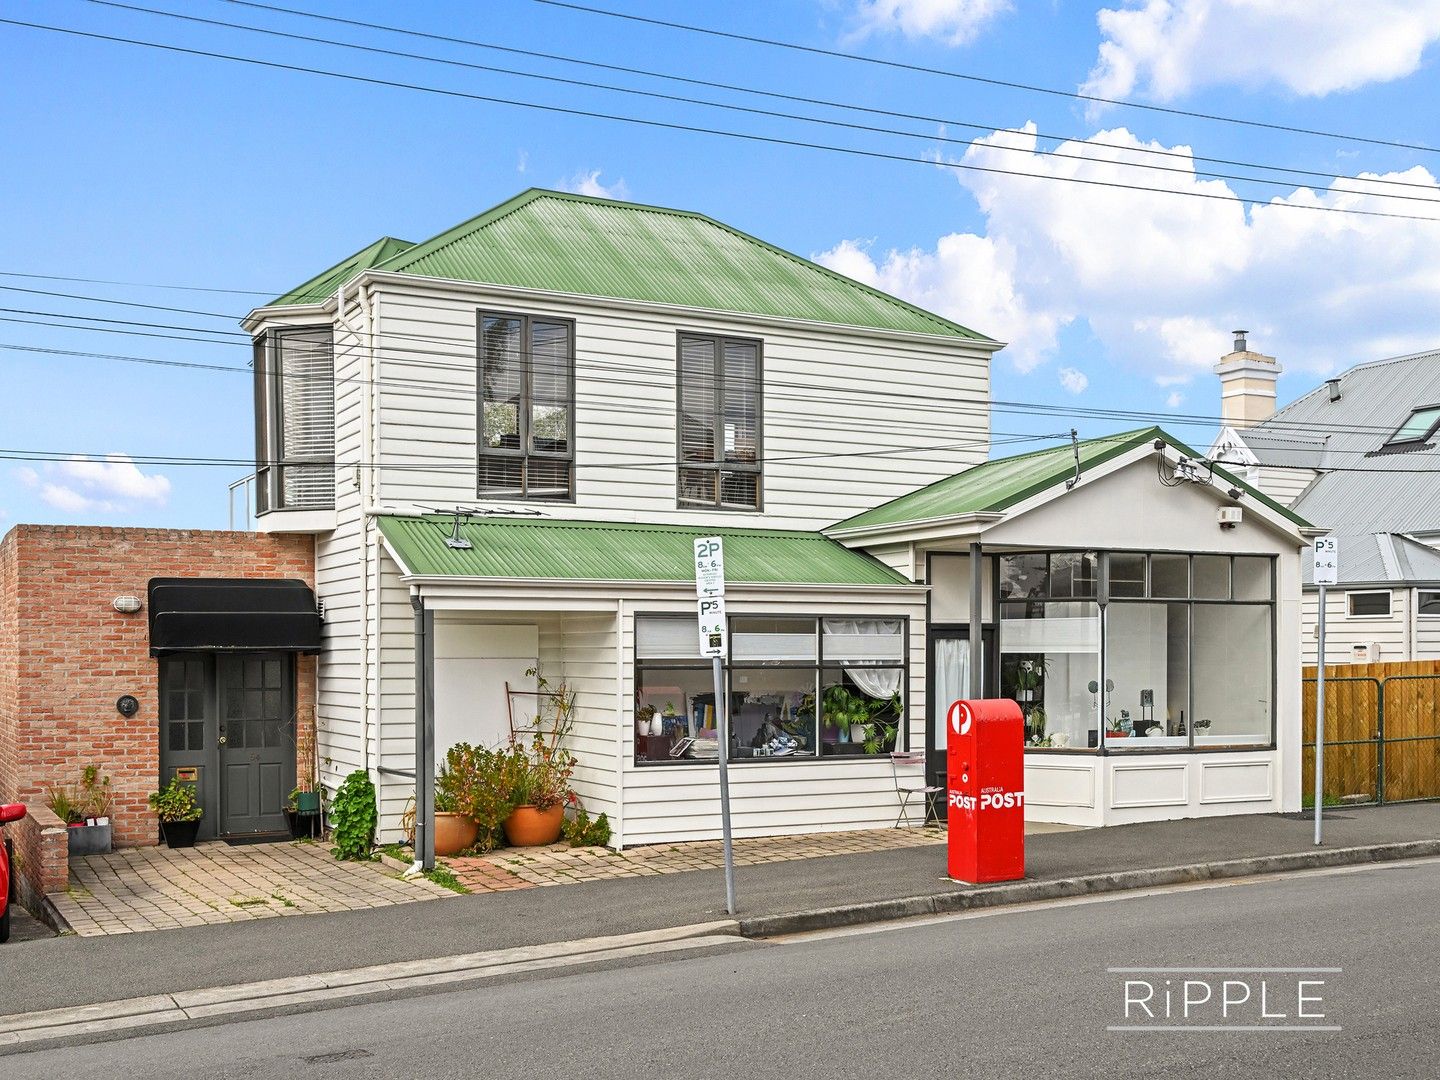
[1314,584,1327,845]
[968,541,984,700]
[714,655,736,914]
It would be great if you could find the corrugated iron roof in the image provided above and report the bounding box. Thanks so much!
[830,427,1310,533]
[274,189,987,339]
[270,236,415,307]
[1241,347,1440,536]
[376,515,913,586]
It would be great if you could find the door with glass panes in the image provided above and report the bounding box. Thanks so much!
[926,630,994,797]
[159,653,295,839]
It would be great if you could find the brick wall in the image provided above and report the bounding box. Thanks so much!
[0,525,315,847]
[6,804,69,910]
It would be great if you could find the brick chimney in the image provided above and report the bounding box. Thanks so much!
[1214,330,1280,428]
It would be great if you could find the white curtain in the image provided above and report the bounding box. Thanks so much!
[933,638,970,751]
[824,619,904,699]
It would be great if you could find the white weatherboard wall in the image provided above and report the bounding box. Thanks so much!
[1304,587,1413,665]
[368,278,993,530]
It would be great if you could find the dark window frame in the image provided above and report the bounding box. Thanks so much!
[476,310,577,502]
[632,612,910,767]
[253,326,336,515]
[1381,403,1440,450]
[674,331,764,512]
[1346,590,1392,618]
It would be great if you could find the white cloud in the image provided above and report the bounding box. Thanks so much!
[814,233,1065,370]
[517,149,529,174]
[558,169,629,200]
[1166,391,1185,408]
[824,121,1440,387]
[1057,367,1089,394]
[1084,1,1440,103]
[849,0,1013,46]
[17,455,171,515]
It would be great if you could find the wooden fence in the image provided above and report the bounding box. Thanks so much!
[1302,660,1440,803]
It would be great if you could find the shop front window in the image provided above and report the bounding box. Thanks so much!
[634,615,906,765]
[998,552,1275,753]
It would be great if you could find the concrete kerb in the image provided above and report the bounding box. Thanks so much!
[736,839,1440,938]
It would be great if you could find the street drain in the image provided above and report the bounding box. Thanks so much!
[302,1048,373,1064]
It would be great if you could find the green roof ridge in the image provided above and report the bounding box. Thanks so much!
[286,188,985,339]
[830,427,1311,532]
[269,235,415,307]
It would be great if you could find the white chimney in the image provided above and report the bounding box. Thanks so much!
[1214,330,1281,428]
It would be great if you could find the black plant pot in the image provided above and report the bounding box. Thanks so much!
[286,809,319,840]
[160,819,201,849]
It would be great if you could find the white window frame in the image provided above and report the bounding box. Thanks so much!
[1345,590,1393,619]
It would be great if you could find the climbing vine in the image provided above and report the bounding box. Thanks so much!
[330,771,377,860]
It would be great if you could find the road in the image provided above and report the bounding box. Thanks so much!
[9,858,1440,1079]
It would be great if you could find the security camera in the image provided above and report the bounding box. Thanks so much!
[1227,487,1241,500]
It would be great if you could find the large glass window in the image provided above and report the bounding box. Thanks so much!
[253,327,335,512]
[677,334,761,510]
[999,552,1276,753]
[634,615,905,764]
[478,312,574,499]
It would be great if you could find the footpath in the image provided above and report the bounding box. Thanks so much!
[3,802,1437,1051]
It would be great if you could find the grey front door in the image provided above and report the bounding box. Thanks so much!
[160,656,219,839]
[217,654,294,836]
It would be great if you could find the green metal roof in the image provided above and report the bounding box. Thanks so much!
[377,515,912,586]
[830,427,1312,533]
[270,236,415,307]
[273,189,986,339]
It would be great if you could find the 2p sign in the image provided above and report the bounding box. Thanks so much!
[693,537,725,598]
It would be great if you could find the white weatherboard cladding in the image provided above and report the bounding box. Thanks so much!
[1304,588,1411,665]
[1253,466,1316,508]
[370,280,991,530]
[312,298,368,798]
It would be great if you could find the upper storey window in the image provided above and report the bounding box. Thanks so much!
[677,333,762,510]
[478,312,575,500]
[254,327,335,513]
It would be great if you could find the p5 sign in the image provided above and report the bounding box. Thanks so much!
[697,596,727,658]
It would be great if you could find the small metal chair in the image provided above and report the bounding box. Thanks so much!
[891,750,943,828]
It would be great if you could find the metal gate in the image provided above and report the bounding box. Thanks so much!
[1302,674,1440,804]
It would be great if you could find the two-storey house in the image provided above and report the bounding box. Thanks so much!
[235,188,1310,853]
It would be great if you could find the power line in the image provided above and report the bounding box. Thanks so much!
[529,0,1440,156]
[218,0,1440,197]
[0,269,274,297]
[5,17,1439,224]
[80,0,1440,208]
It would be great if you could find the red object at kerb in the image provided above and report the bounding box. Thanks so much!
[946,699,1025,884]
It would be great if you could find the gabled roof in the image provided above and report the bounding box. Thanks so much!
[270,236,415,307]
[377,515,913,587]
[271,189,988,339]
[829,427,1310,535]
[1231,346,1440,538]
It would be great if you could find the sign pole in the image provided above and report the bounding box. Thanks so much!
[714,653,736,914]
[1312,537,1338,846]
[694,537,736,914]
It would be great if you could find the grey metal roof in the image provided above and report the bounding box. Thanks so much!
[1235,347,1440,541]
[1301,532,1440,587]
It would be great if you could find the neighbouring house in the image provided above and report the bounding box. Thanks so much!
[1210,336,1440,665]
[239,187,1310,847]
[0,526,319,851]
[2,189,1313,861]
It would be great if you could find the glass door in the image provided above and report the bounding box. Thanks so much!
[927,630,993,795]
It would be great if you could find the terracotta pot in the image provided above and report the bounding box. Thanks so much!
[434,812,479,856]
[503,804,565,847]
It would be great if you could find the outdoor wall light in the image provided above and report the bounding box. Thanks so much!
[112,595,143,614]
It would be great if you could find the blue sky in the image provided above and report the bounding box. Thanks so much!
[4,0,1440,528]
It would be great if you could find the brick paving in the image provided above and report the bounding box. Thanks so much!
[445,825,948,893]
[52,839,455,937]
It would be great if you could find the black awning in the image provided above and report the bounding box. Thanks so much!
[148,578,322,656]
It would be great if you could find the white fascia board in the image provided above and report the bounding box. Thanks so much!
[401,575,926,595]
[358,270,1004,353]
[1208,425,1258,467]
[241,300,335,334]
[378,534,413,577]
[827,511,1006,547]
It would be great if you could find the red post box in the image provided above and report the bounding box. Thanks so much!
[946,698,1025,884]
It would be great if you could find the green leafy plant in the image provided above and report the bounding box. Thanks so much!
[329,770,377,860]
[46,765,113,824]
[561,802,612,847]
[423,864,469,894]
[148,777,202,823]
[824,685,901,752]
[45,786,78,825]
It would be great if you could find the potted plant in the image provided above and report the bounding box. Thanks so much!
[148,776,202,848]
[1106,713,1129,739]
[46,765,116,856]
[433,744,482,856]
[503,736,575,847]
[284,786,323,840]
[636,703,657,738]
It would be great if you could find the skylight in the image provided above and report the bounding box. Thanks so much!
[1385,405,1440,447]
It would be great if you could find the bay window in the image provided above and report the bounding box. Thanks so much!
[478,312,574,499]
[253,327,335,513]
